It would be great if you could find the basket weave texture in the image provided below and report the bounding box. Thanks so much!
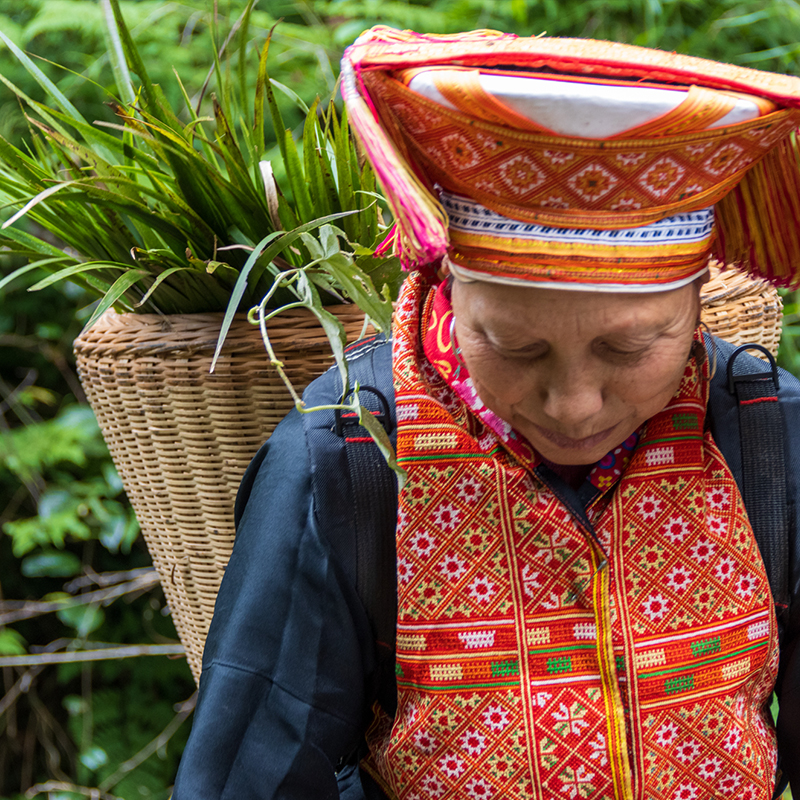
[73,267,782,685]
[74,308,369,683]
[700,262,783,356]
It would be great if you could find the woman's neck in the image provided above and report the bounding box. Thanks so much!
[539,457,594,490]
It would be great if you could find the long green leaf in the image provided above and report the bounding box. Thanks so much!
[211,210,360,371]
[0,258,64,292]
[83,270,147,330]
[212,97,254,192]
[237,0,258,132]
[34,103,148,167]
[334,107,358,240]
[172,68,220,169]
[0,226,74,258]
[105,0,160,121]
[2,181,79,229]
[284,129,313,222]
[100,0,136,106]
[303,100,332,218]
[356,400,407,489]
[28,261,131,291]
[134,266,191,307]
[0,29,86,126]
[211,230,281,372]
[263,42,286,161]
[270,78,310,114]
[253,32,272,158]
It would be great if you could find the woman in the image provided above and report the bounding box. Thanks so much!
[174,29,800,799]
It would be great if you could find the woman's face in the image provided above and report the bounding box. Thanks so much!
[451,277,701,466]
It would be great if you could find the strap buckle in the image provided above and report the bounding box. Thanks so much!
[726,343,780,394]
[334,385,393,437]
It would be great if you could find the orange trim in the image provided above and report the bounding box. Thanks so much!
[592,551,635,799]
[449,248,709,285]
[613,85,737,138]
[430,69,557,135]
[448,232,713,258]
[349,29,800,108]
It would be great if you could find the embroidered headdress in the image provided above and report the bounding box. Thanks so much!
[342,28,800,290]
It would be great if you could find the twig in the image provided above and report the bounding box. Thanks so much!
[0,644,184,668]
[27,689,72,781]
[0,571,160,624]
[0,636,74,719]
[0,666,44,719]
[99,692,198,792]
[25,781,122,800]
[64,567,155,593]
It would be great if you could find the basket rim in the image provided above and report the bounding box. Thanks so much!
[73,306,368,357]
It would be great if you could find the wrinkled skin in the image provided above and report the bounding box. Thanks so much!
[451,276,702,466]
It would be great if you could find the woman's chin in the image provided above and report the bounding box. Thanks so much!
[524,421,625,466]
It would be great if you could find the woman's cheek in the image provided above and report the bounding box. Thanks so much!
[613,352,689,407]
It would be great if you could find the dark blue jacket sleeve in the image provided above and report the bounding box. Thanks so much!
[172,407,379,799]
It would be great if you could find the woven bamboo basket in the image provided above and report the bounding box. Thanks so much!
[74,307,370,683]
[73,266,782,685]
[700,261,783,356]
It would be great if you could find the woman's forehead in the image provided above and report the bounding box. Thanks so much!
[453,278,697,336]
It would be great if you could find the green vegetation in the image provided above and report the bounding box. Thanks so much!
[1,1,800,797]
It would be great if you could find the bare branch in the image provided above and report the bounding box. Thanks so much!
[0,666,44,720]
[99,692,198,792]
[25,781,123,800]
[0,571,160,624]
[63,567,156,593]
[0,644,184,668]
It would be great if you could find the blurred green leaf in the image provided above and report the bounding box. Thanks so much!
[21,550,82,578]
[0,628,27,656]
[56,603,104,637]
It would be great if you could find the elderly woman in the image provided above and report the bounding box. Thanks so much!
[174,29,800,799]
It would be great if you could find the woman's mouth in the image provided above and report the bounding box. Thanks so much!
[532,422,619,451]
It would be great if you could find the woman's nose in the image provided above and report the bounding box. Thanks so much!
[539,369,605,428]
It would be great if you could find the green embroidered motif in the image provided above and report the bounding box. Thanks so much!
[691,637,721,657]
[491,660,520,678]
[672,413,698,430]
[665,674,694,694]
[546,656,572,674]
[615,655,626,673]
[395,662,404,677]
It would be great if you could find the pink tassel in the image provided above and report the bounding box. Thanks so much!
[341,58,449,270]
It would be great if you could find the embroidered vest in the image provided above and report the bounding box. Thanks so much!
[366,273,778,799]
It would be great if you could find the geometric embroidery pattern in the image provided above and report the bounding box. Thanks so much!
[367,71,800,232]
[366,272,779,799]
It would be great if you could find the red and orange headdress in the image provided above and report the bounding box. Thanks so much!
[342,28,800,290]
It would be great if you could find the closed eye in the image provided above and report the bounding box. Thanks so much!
[595,341,650,361]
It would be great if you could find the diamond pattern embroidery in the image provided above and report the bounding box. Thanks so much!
[375,77,800,223]
[567,163,619,201]
[641,156,686,199]
[498,154,546,195]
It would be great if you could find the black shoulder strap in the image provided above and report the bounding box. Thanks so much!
[708,338,789,613]
[728,344,789,612]
[300,335,398,715]
[333,339,398,655]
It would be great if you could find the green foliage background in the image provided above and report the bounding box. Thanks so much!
[2,1,800,798]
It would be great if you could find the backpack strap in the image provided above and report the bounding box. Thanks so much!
[728,344,789,613]
[707,336,790,615]
[334,370,398,657]
[301,335,398,715]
